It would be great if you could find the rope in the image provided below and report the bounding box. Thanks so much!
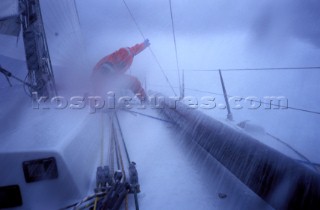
[93,198,98,210]
[121,0,177,96]
[113,123,126,180]
[72,192,106,210]
[114,112,140,210]
[111,114,129,210]
[125,194,129,210]
[169,0,181,96]
[60,193,106,210]
[114,112,131,163]
[112,120,121,170]
[108,114,115,174]
[100,113,105,166]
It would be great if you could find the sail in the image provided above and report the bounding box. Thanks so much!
[0,0,20,36]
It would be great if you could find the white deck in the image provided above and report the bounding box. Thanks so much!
[0,86,273,209]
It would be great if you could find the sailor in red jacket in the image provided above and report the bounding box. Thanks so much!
[92,39,150,100]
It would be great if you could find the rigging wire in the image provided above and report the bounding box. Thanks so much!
[121,0,177,96]
[169,0,181,96]
[23,73,33,97]
[68,0,90,69]
[73,0,82,26]
[279,105,320,115]
[149,84,320,115]
[203,91,320,115]
[224,95,320,115]
[121,109,175,124]
[149,48,178,96]
[185,66,320,72]
[121,0,146,40]
[295,160,320,169]
[266,132,320,172]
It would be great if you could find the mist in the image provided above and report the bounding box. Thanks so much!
[1,0,320,209]
[1,0,319,167]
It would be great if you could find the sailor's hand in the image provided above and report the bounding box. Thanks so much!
[144,39,150,47]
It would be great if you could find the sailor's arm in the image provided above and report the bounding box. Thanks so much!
[129,39,150,56]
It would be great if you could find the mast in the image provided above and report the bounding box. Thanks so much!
[20,0,57,97]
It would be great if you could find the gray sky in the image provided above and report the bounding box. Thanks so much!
[74,0,320,47]
[1,0,320,65]
[35,0,320,74]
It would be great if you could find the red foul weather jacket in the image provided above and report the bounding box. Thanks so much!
[93,42,148,98]
[93,42,147,74]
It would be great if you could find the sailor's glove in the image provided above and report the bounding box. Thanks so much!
[144,39,150,47]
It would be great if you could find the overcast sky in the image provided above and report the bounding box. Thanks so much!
[34,0,320,78]
[1,0,320,66]
[71,0,320,46]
